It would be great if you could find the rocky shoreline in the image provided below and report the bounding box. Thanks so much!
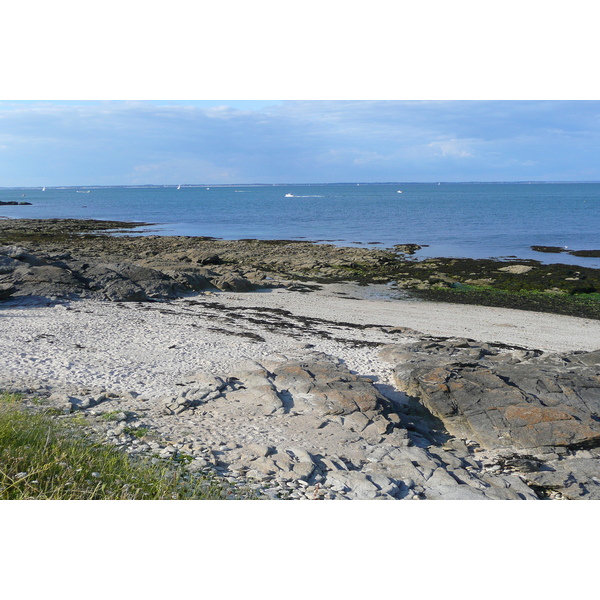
[2,218,600,318]
[2,218,600,500]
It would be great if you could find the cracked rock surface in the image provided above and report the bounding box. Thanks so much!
[380,339,600,499]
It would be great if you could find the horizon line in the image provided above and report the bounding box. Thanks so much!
[3,180,600,189]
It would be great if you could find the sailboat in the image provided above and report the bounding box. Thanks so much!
[177,184,181,190]
[42,187,46,191]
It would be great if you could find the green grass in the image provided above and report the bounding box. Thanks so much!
[0,393,238,500]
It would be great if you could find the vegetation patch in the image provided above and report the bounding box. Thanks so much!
[0,393,232,500]
[413,286,600,320]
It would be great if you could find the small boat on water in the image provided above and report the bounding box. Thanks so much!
[77,190,91,194]
[177,184,181,190]
[285,193,294,197]
[42,187,46,191]
[397,190,403,194]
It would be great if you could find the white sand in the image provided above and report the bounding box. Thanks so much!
[236,283,600,353]
[1,284,599,398]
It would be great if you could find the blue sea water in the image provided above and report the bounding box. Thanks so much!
[1,182,599,268]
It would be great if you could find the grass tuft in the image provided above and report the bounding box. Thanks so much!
[0,393,235,500]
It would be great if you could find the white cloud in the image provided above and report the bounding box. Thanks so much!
[427,139,474,158]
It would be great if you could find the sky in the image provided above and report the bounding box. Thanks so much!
[2,99,600,186]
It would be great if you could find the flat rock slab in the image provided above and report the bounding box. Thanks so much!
[381,339,600,452]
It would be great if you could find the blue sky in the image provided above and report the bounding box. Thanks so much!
[1,100,600,186]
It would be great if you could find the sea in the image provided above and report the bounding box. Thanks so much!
[1,182,599,268]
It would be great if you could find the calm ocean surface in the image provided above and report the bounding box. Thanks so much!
[1,182,599,267]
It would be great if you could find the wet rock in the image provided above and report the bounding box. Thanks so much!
[393,244,422,255]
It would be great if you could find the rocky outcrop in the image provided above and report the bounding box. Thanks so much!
[122,353,540,500]
[380,339,600,499]
[6,348,548,500]
[381,339,600,452]
[0,245,259,303]
[3,218,600,318]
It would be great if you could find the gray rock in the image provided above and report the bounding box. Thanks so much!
[425,485,489,500]
[251,457,279,475]
[211,274,255,292]
[343,411,370,432]
[227,385,284,415]
[287,447,314,464]
[0,282,16,300]
[0,255,22,274]
[325,471,380,499]
[382,340,600,453]
[247,444,273,458]
[85,263,180,301]
[270,357,385,416]
[291,461,315,481]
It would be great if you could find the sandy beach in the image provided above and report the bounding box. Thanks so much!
[2,284,599,398]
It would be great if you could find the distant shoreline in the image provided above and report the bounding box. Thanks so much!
[4,180,600,190]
